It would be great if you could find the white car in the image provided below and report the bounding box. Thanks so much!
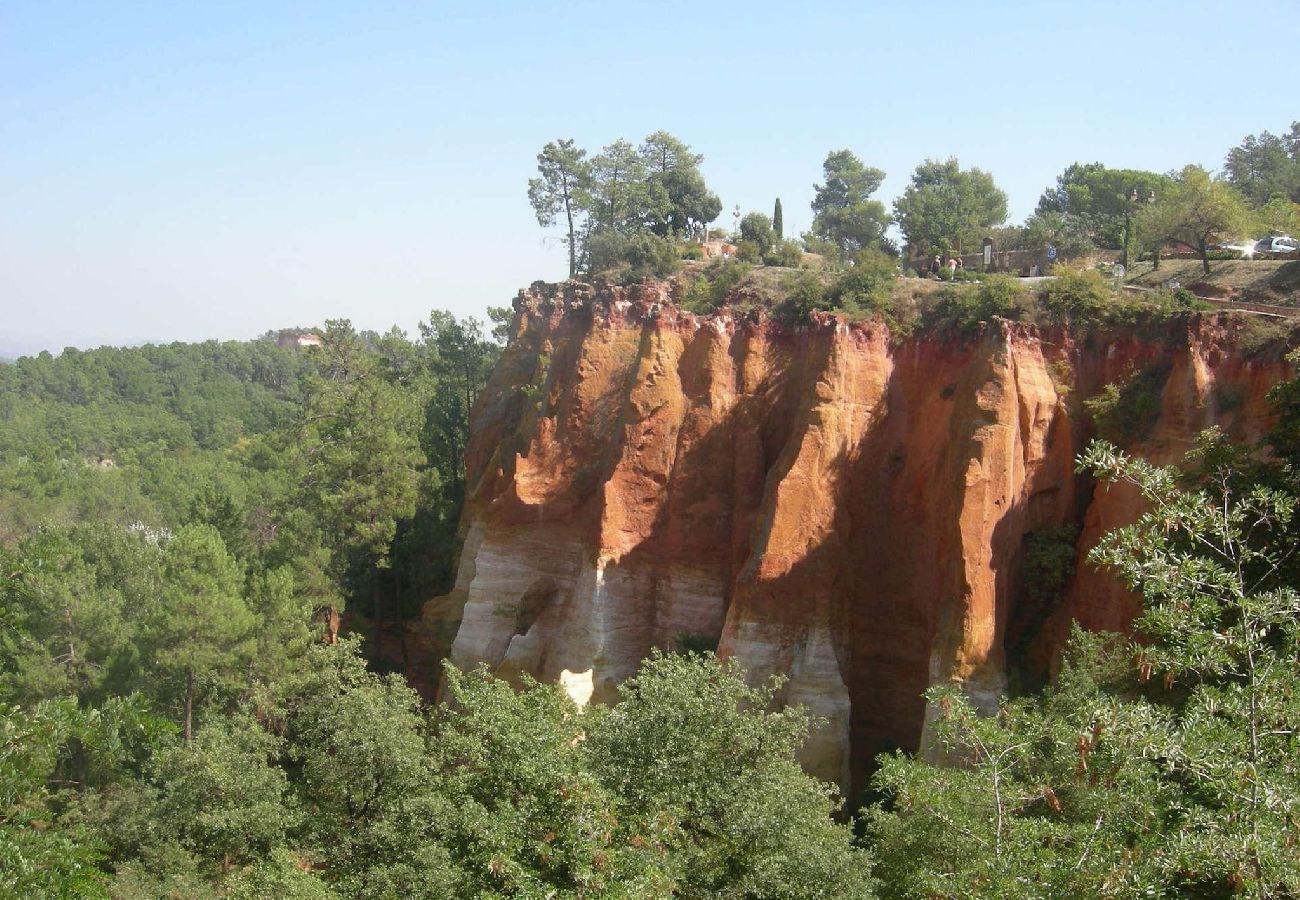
[1254,236,1298,253]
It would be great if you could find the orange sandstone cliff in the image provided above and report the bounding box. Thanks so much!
[432,279,1290,798]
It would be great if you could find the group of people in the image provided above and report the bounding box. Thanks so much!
[928,255,963,277]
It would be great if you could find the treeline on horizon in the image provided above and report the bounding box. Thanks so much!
[528,122,1300,281]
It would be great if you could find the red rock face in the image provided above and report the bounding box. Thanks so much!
[434,280,1291,798]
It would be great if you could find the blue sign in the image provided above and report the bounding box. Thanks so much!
[1046,245,1057,260]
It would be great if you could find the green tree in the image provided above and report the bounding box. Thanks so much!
[527,139,591,278]
[1224,121,1300,206]
[585,651,876,898]
[148,524,254,741]
[871,437,1300,897]
[0,697,161,894]
[589,139,654,234]
[893,158,1008,256]
[1020,210,1095,261]
[1034,162,1170,251]
[285,639,458,897]
[1137,165,1252,273]
[773,197,784,239]
[810,150,890,258]
[0,524,158,705]
[640,130,721,239]
[433,664,672,896]
[149,713,293,867]
[1253,196,1300,237]
[298,320,424,643]
[739,211,777,257]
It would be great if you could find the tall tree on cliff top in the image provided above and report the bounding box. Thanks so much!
[1136,165,1251,273]
[638,131,722,239]
[773,197,784,240]
[527,139,591,278]
[1035,162,1170,249]
[809,150,890,258]
[893,157,1007,256]
[589,139,653,234]
[1224,121,1300,206]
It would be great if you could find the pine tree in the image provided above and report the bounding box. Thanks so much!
[773,197,784,240]
[148,524,255,741]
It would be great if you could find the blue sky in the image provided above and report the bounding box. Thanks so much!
[1,0,1295,354]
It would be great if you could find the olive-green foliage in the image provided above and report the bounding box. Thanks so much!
[0,340,310,540]
[680,257,752,313]
[433,664,668,896]
[892,157,1008,256]
[1083,364,1170,444]
[586,228,682,282]
[928,274,1028,333]
[772,269,832,322]
[1039,268,1113,325]
[584,651,877,898]
[739,211,777,256]
[285,639,459,897]
[765,238,805,268]
[810,149,891,258]
[870,630,1172,898]
[1021,525,1078,605]
[1224,121,1300,206]
[148,713,293,866]
[735,239,762,263]
[873,436,1300,897]
[771,251,909,329]
[1,699,114,896]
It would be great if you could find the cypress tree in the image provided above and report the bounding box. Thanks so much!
[773,197,784,240]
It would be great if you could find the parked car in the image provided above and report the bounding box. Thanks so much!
[1254,235,1298,253]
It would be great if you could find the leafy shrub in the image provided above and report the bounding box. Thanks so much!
[929,275,1028,333]
[1083,364,1171,443]
[587,230,681,282]
[1144,287,1213,316]
[680,243,704,261]
[771,270,831,323]
[1022,525,1079,605]
[680,258,751,314]
[828,252,893,307]
[734,240,762,263]
[1040,268,1112,325]
[738,212,776,256]
[764,239,804,268]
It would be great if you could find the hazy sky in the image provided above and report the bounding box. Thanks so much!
[2,1,1295,354]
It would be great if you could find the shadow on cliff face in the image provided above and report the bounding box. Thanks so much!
[440,287,1298,806]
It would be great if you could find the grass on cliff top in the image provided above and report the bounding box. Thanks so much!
[1124,258,1300,305]
[674,260,1236,340]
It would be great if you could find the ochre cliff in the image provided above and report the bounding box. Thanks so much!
[432,279,1291,798]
